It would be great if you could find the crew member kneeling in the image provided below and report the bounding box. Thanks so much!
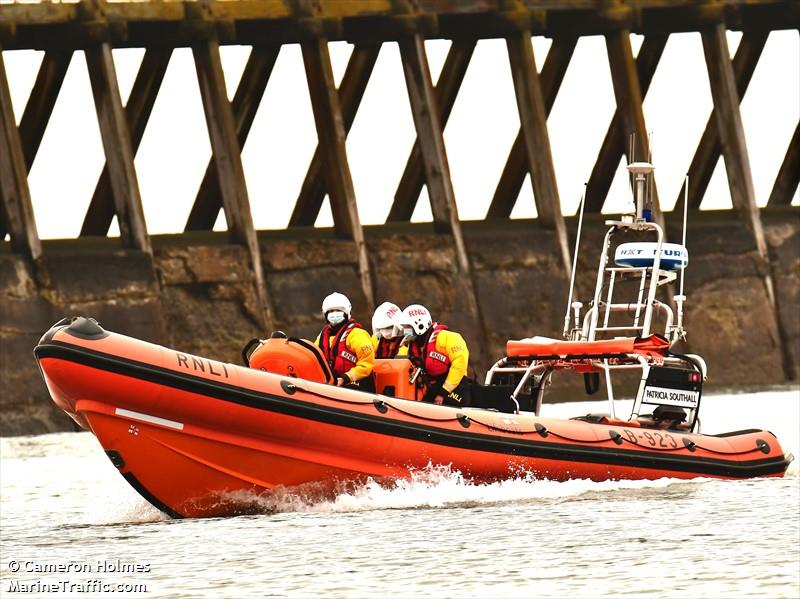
[315,292,375,391]
[398,304,470,406]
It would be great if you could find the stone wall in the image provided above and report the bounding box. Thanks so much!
[679,213,786,386]
[765,209,800,380]
[1,208,797,436]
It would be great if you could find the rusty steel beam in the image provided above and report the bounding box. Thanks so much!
[289,42,381,228]
[194,39,274,327]
[302,37,374,308]
[186,45,280,231]
[3,0,797,29]
[605,29,662,222]
[85,42,151,253]
[397,33,488,357]
[677,30,768,211]
[585,33,668,212]
[0,51,41,261]
[506,30,570,274]
[701,23,780,330]
[702,23,785,376]
[2,1,798,50]
[18,50,71,172]
[767,121,800,206]
[193,40,254,245]
[702,24,768,259]
[488,34,577,219]
[398,35,460,235]
[82,47,171,237]
[386,38,476,223]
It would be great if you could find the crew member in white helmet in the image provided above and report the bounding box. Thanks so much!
[397,304,470,406]
[315,292,375,391]
[370,301,407,359]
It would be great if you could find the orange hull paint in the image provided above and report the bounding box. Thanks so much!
[34,320,793,518]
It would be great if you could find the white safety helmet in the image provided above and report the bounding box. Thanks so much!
[372,302,401,339]
[399,304,433,336]
[321,292,352,318]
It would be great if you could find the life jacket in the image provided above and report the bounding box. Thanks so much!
[376,337,403,359]
[408,323,450,379]
[319,319,363,377]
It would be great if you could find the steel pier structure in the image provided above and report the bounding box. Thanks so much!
[0,1,798,434]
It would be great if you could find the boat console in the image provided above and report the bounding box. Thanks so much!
[484,160,708,432]
[372,358,421,401]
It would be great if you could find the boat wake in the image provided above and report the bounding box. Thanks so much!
[204,464,710,517]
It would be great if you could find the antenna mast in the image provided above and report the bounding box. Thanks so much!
[563,186,587,339]
[673,174,690,341]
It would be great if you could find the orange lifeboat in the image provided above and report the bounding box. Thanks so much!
[35,317,793,519]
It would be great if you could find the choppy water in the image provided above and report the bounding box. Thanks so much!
[1,389,799,598]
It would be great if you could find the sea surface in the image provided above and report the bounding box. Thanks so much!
[1,389,798,598]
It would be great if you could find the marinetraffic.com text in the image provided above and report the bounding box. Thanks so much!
[4,560,150,594]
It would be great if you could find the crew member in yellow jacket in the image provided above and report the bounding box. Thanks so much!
[315,292,375,392]
[370,301,408,359]
[397,304,470,406]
